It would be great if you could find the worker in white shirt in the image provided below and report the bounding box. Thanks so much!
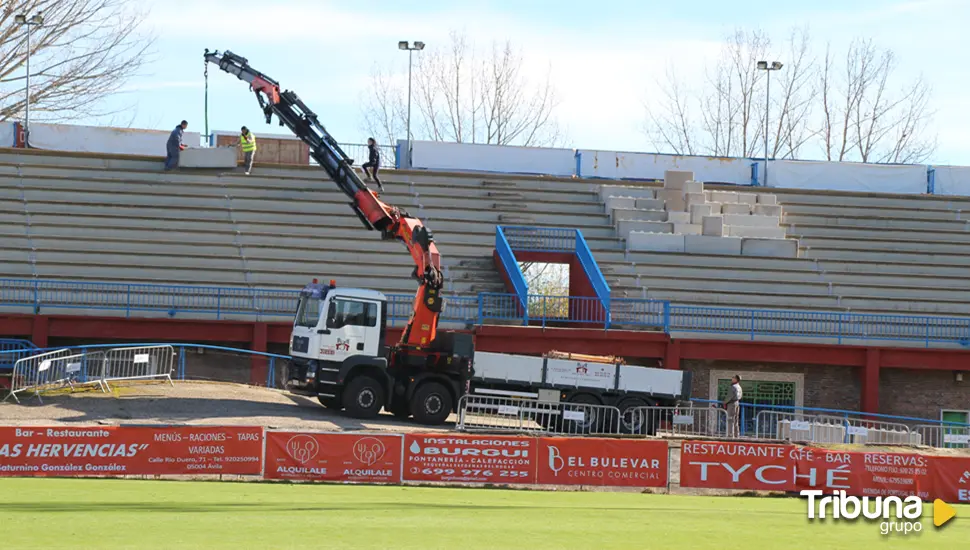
[723,375,743,438]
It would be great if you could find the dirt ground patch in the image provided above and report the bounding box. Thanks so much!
[0,381,447,433]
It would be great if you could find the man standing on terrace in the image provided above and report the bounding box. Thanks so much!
[724,375,743,438]
[239,126,256,175]
[165,120,188,171]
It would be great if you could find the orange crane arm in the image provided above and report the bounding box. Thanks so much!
[205,49,443,348]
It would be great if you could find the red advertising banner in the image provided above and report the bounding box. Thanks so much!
[927,456,970,504]
[680,441,795,490]
[791,449,932,499]
[0,426,263,476]
[536,437,668,487]
[263,432,403,483]
[403,434,536,484]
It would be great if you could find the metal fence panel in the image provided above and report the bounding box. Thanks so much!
[5,349,105,403]
[100,345,176,390]
[814,414,914,445]
[627,405,727,438]
[915,424,968,448]
[457,394,622,436]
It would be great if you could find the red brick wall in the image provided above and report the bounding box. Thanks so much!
[879,369,970,420]
[682,360,861,411]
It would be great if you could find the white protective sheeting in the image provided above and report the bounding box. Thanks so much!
[932,165,970,197]
[768,160,927,194]
[577,149,618,179]
[580,150,755,185]
[409,140,576,176]
[27,123,202,157]
[0,122,14,147]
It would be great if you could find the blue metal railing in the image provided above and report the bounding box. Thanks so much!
[494,227,529,309]
[500,226,576,252]
[575,229,611,312]
[498,226,612,325]
[2,278,970,347]
[0,338,38,372]
[691,398,970,434]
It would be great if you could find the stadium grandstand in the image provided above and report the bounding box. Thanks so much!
[1,126,970,424]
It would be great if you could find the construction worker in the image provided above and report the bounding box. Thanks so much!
[165,120,188,171]
[361,137,383,192]
[239,126,256,175]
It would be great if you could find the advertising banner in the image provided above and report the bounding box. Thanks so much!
[536,437,668,487]
[679,441,795,490]
[0,426,263,476]
[792,449,932,499]
[263,432,402,483]
[927,457,970,504]
[403,434,536,484]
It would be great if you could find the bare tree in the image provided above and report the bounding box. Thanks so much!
[362,31,563,147]
[0,0,154,124]
[645,28,935,163]
[819,38,935,163]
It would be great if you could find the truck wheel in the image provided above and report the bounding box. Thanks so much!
[342,376,385,419]
[618,397,649,435]
[410,381,453,425]
[317,396,341,409]
[565,394,603,434]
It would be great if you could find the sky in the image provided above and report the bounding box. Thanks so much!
[83,0,970,165]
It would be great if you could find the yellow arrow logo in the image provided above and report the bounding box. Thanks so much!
[934,499,956,527]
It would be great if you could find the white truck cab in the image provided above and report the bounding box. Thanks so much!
[287,279,472,425]
[289,280,386,363]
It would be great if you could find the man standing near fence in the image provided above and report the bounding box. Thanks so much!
[239,126,256,175]
[724,375,743,438]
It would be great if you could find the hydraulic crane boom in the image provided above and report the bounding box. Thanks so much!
[203,49,443,348]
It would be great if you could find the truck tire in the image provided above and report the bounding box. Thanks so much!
[410,381,453,425]
[565,394,603,434]
[317,396,341,409]
[342,375,385,419]
[618,397,649,435]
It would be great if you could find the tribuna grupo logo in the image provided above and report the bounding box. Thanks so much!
[802,490,956,536]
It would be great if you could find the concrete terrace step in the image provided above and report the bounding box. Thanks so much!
[784,214,970,232]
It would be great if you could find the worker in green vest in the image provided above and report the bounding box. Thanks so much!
[239,126,256,175]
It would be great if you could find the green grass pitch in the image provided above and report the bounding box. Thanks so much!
[1,478,967,549]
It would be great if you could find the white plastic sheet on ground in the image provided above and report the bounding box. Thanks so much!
[27,123,202,157]
[931,165,970,197]
[409,140,576,176]
[579,150,755,185]
[768,159,927,194]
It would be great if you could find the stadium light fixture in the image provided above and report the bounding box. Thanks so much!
[398,41,426,167]
[757,60,784,186]
[16,12,45,147]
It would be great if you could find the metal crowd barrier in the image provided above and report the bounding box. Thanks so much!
[914,424,970,448]
[754,411,918,445]
[456,394,623,436]
[5,349,105,403]
[4,345,176,403]
[100,345,176,391]
[627,405,727,438]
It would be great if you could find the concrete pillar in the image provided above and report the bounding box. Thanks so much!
[31,315,49,348]
[861,348,880,414]
[250,322,268,387]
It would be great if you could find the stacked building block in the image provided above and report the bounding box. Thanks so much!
[602,170,799,258]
